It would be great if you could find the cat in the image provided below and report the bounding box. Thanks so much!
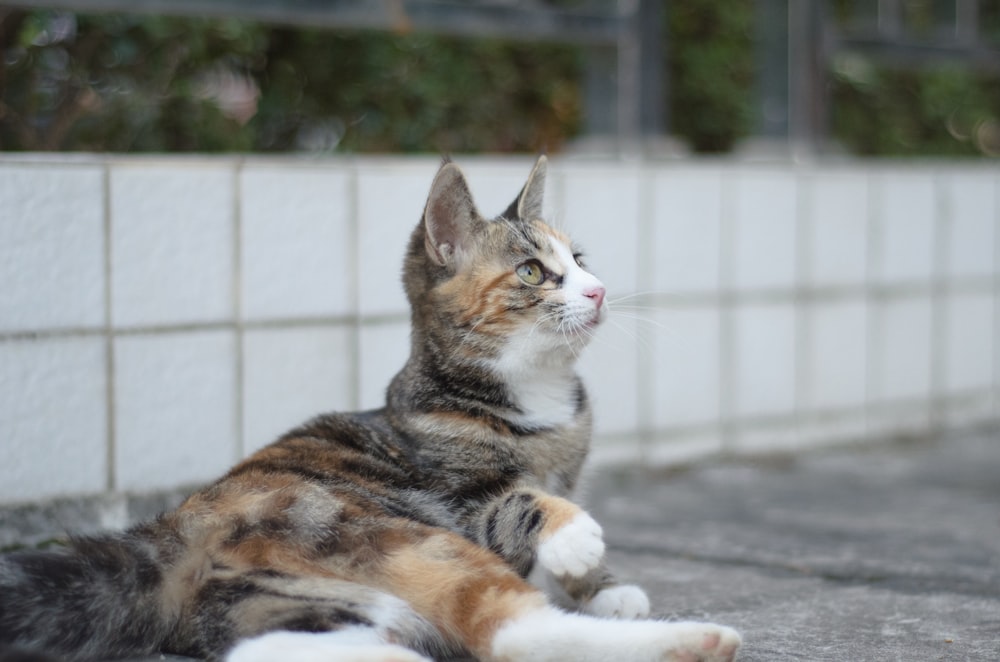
[0,156,740,662]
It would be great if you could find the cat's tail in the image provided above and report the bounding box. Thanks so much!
[0,525,176,661]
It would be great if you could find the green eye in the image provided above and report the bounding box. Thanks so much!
[516,260,545,285]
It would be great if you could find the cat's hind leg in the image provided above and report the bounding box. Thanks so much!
[226,629,432,662]
[186,571,449,661]
[365,527,740,662]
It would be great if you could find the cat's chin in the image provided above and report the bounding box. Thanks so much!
[565,310,605,337]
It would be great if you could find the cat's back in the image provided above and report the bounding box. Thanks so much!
[169,413,407,536]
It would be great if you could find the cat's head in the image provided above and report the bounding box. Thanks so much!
[403,157,606,365]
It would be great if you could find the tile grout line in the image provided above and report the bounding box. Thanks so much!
[930,174,950,432]
[233,160,246,462]
[102,161,116,492]
[794,171,809,449]
[634,166,654,465]
[861,171,874,442]
[348,166,362,412]
[994,172,1000,424]
[865,172,888,439]
[0,312,419,344]
[718,170,735,452]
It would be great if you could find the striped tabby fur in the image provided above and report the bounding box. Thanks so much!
[0,157,740,662]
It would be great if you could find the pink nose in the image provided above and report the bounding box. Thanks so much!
[583,285,606,310]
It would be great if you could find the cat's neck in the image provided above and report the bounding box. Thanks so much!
[485,334,582,430]
[390,329,584,432]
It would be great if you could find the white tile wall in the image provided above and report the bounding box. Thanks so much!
[242,326,355,455]
[558,166,641,296]
[589,433,643,466]
[802,299,869,411]
[113,330,237,491]
[797,415,869,449]
[645,432,724,465]
[874,173,937,285]
[649,169,723,294]
[1,154,997,506]
[650,306,721,428]
[356,164,433,317]
[943,293,995,392]
[110,164,235,327]
[731,171,798,292]
[803,173,869,288]
[240,166,355,321]
[0,165,106,333]
[732,422,801,453]
[944,173,996,280]
[871,295,934,402]
[732,301,797,418]
[577,316,639,435]
[460,160,540,219]
[0,337,108,502]
[867,401,932,439]
[357,321,411,410]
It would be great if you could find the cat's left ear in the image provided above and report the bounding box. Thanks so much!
[504,155,547,221]
[423,161,479,268]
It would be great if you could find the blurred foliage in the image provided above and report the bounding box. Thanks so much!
[666,0,755,153]
[0,11,264,150]
[0,9,581,153]
[0,3,998,155]
[254,29,581,153]
[831,62,1000,156]
[827,0,1000,156]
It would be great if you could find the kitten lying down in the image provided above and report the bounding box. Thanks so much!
[0,157,740,662]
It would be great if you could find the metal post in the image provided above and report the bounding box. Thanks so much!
[637,0,665,137]
[755,0,791,139]
[788,0,827,153]
[616,0,642,149]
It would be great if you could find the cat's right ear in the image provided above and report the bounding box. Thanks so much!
[423,162,478,268]
[502,154,547,221]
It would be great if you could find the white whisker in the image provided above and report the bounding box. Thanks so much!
[606,290,667,305]
[607,311,672,333]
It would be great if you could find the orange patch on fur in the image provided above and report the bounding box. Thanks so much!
[377,531,546,656]
[536,494,585,541]
[438,266,522,335]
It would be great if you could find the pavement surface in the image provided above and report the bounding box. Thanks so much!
[13,427,1000,661]
[589,427,1000,662]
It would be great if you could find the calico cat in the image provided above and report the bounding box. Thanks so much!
[0,157,740,662]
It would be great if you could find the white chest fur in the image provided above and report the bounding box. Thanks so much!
[492,333,578,429]
[507,370,577,429]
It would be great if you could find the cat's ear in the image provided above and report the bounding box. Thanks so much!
[423,161,478,267]
[504,155,547,221]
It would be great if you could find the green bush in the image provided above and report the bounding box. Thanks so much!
[666,0,755,153]
[831,59,1000,156]
[1,5,997,156]
[0,10,581,153]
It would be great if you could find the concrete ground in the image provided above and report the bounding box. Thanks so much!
[589,427,1000,662]
[11,427,1000,661]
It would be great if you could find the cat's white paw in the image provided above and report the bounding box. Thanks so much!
[537,512,605,578]
[492,608,741,662]
[664,622,742,662]
[226,630,432,662]
[583,584,650,619]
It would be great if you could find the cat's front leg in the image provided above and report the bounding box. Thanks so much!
[472,488,603,578]
[535,501,605,578]
[471,489,649,619]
